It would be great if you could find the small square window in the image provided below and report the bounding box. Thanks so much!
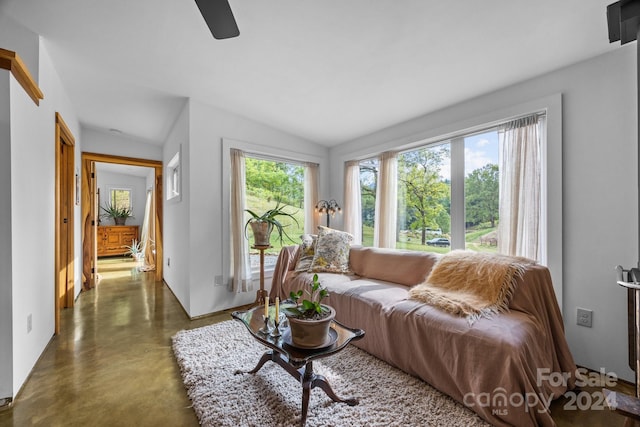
[110,188,132,211]
[167,149,181,202]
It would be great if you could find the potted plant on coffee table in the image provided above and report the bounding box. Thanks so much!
[101,202,134,225]
[244,200,299,247]
[284,273,336,348]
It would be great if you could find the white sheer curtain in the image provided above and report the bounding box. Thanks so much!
[304,162,320,234]
[230,149,252,292]
[374,151,398,248]
[497,115,543,261]
[343,160,362,244]
[139,189,155,271]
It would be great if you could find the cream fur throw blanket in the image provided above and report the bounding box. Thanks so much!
[408,250,535,323]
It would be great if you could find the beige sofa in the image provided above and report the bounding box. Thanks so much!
[270,245,577,427]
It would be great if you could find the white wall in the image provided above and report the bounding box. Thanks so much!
[161,99,329,317]
[0,14,39,85]
[9,40,81,396]
[162,102,190,313]
[0,19,41,399]
[329,45,638,382]
[0,71,13,400]
[81,127,163,161]
[10,70,55,398]
[0,23,81,398]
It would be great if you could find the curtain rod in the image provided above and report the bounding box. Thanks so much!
[394,111,546,155]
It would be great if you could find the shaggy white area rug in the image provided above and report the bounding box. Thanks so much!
[172,320,490,427]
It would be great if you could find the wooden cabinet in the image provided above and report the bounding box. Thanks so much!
[97,225,139,257]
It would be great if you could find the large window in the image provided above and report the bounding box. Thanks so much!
[463,131,499,252]
[359,113,545,260]
[244,156,305,269]
[397,142,451,252]
[359,158,378,246]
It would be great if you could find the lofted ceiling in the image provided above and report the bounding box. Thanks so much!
[1,0,617,146]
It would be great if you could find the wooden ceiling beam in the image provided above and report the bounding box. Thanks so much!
[0,48,44,106]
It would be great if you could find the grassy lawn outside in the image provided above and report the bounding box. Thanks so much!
[362,225,498,254]
[244,194,498,258]
[245,194,305,256]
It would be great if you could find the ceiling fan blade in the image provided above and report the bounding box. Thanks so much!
[194,0,240,40]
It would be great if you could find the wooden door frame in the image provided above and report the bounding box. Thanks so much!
[54,112,75,335]
[81,152,163,289]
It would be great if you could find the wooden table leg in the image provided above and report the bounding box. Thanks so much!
[234,350,275,375]
[237,352,358,427]
[300,362,313,427]
[299,361,358,426]
[252,245,270,305]
[254,288,268,305]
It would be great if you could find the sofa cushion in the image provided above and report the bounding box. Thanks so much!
[294,234,317,272]
[309,228,353,273]
[317,225,354,242]
[349,246,440,286]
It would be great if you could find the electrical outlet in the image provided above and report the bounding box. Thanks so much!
[27,313,32,333]
[214,275,224,286]
[577,308,593,328]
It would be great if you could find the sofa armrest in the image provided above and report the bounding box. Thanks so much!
[269,245,300,300]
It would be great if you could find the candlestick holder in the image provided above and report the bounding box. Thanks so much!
[259,314,270,334]
[270,317,282,338]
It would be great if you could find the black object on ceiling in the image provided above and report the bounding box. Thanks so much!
[194,0,240,40]
[607,0,640,44]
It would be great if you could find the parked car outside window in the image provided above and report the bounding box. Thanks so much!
[426,237,450,247]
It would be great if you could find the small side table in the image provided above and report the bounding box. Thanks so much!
[232,305,365,427]
[252,245,271,305]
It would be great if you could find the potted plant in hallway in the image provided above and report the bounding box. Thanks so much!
[284,273,336,348]
[244,200,298,247]
[101,202,134,225]
[124,239,143,262]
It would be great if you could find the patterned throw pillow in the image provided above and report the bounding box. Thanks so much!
[294,234,317,272]
[317,225,355,243]
[309,227,354,273]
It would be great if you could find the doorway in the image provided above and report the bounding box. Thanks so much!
[55,113,75,335]
[81,153,163,290]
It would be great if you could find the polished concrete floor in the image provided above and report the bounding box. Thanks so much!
[0,257,638,426]
[0,257,231,426]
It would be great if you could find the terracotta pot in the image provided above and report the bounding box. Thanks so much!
[250,221,272,246]
[286,305,336,348]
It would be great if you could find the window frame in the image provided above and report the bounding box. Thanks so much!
[339,94,562,309]
[395,116,545,256]
[221,138,325,287]
[243,153,306,273]
[108,187,133,211]
[166,147,181,202]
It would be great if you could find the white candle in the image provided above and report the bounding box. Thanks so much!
[275,297,280,319]
[264,296,269,318]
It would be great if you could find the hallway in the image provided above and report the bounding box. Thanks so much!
[0,258,229,426]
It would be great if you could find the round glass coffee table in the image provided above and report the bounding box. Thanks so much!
[232,304,365,427]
